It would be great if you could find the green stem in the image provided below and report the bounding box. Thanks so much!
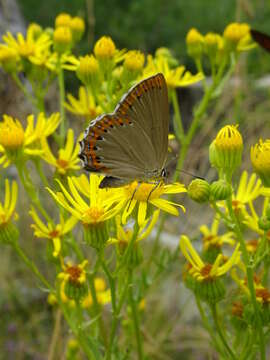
[58,65,66,146]
[171,89,184,140]
[16,163,52,224]
[128,269,143,360]
[11,73,37,108]
[13,242,51,290]
[226,196,265,360]
[211,304,237,360]
[88,272,107,345]
[195,296,224,355]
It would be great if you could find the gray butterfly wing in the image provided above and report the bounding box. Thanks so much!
[79,73,169,186]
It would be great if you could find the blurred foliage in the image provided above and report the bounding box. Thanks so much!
[18,0,270,75]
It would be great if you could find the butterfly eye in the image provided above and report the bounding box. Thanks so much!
[97,135,103,140]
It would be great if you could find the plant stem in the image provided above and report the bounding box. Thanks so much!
[13,242,51,289]
[17,163,52,224]
[171,89,184,140]
[211,304,237,360]
[226,196,265,360]
[128,269,143,360]
[11,73,37,108]
[58,65,66,146]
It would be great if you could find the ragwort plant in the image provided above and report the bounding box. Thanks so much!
[0,13,268,359]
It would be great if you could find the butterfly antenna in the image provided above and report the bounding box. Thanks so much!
[175,168,205,180]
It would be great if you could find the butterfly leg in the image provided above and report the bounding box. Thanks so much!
[127,182,142,212]
[146,181,161,202]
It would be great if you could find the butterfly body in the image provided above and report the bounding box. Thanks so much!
[79,73,169,188]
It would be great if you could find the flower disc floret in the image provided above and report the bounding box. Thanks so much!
[124,50,145,72]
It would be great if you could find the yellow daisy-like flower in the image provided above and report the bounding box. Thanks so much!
[108,210,160,246]
[223,22,255,52]
[2,26,51,62]
[143,55,204,89]
[41,129,80,175]
[0,45,19,72]
[108,181,186,226]
[82,277,111,308]
[0,112,60,167]
[65,86,102,120]
[200,216,235,251]
[251,139,270,187]
[29,207,78,257]
[58,259,88,302]
[0,179,18,244]
[180,235,240,282]
[47,174,122,225]
[25,112,60,142]
[232,171,262,209]
[124,50,145,72]
[0,179,18,226]
[231,269,270,305]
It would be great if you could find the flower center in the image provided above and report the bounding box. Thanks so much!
[124,181,164,202]
[256,288,270,304]
[200,263,213,278]
[19,42,35,57]
[66,265,82,284]
[84,206,104,224]
[49,229,60,238]
[56,158,69,169]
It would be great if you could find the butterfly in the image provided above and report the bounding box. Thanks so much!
[79,73,169,188]
[251,29,270,53]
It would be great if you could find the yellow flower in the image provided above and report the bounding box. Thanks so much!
[47,174,122,225]
[41,129,80,175]
[93,36,126,64]
[2,27,51,62]
[180,235,240,281]
[231,171,262,214]
[0,179,18,244]
[186,28,204,59]
[251,139,270,187]
[200,217,235,251]
[108,211,160,246]
[143,55,204,89]
[55,13,72,28]
[25,112,60,142]
[223,22,255,52]
[107,181,186,226]
[231,269,270,305]
[53,26,72,54]
[82,277,111,308]
[70,17,85,42]
[58,259,88,301]
[209,124,243,177]
[0,114,43,167]
[65,86,102,120]
[0,179,18,226]
[124,50,145,72]
[29,207,77,257]
[94,36,116,60]
[0,45,19,72]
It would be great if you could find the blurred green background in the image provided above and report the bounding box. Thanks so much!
[18,0,270,75]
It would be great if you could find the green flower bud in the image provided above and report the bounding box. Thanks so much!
[194,278,225,304]
[0,222,19,245]
[210,179,232,201]
[65,281,88,302]
[187,178,210,203]
[186,28,204,59]
[209,125,243,179]
[83,223,109,250]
